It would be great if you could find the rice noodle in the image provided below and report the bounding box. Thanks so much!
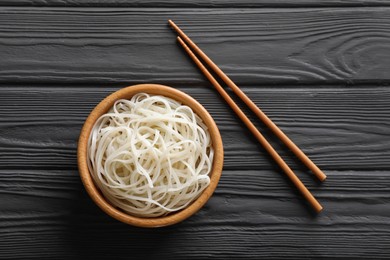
[87,93,214,217]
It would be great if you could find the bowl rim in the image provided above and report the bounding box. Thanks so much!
[77,84,224,227]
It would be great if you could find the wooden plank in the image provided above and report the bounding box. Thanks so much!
[0,85,388,171]
[1,0,390,7]
[0,168,389,259]
[1,7,390,84]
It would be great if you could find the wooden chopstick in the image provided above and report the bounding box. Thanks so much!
[176,36,322,213]
[168,19,327,182]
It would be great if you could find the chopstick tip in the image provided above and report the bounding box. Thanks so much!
[177,36,186,46]
[316,170,327,182]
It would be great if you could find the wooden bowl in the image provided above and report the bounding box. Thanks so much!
[77,84,224,228]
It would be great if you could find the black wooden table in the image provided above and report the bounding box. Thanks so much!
[1,1,389,259]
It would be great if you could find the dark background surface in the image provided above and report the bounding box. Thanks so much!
[0,1,389,259]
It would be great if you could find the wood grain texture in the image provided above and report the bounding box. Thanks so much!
[1,3,390,259]
[0,169,389,259]
[1,0,390,7]
[0,85,388,172]
[1,7,390,84]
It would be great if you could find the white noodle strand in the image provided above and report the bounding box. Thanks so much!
[87,93,214,217]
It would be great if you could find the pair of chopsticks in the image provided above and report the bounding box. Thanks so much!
[168,20,326,212]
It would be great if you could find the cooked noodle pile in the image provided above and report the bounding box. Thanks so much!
[87,93,214,217]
